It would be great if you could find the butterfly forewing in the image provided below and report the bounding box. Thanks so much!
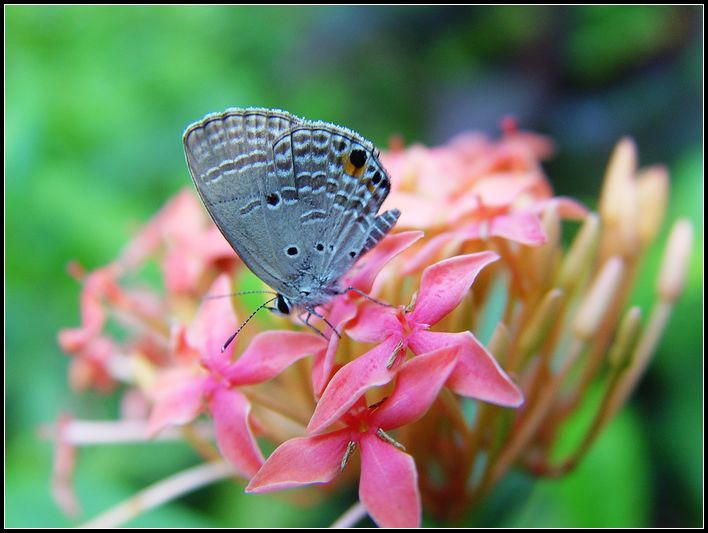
[184,108,300,292]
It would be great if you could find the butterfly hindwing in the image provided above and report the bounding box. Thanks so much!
[271,124,397,289]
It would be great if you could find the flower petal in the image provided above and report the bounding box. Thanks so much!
[225,330,326,386]
[370,345,459,429]
[399,231,463,276]
[359,434,421,528]
[58,265,120,353]
[534,196,588,220]
[245,429,353,493]
[146,370,208,436]
[311,332,342,398]
[310,298,359,397]
[209,386,264,478]
[409,330,523,407]
[188,273,238,371]
[307,336,401,434]
[67,336,118,392]
[347,230,423,292]
[490,211,547,245]
[346,303,401,344]
[409,252,499,326]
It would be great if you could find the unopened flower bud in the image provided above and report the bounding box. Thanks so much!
[573,256,625,341]
[657,219,693,303]
[636,165,669,246]
[519,289,564,356]
[608,307,642,369]
[558,213,600,290]
[599,138,641,257]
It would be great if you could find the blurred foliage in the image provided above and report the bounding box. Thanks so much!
[6,5,702,527]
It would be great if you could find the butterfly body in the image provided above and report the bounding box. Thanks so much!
[183,108,400,315]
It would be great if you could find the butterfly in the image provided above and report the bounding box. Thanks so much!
[183,108,400,339]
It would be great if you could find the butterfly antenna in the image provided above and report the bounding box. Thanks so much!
[203,289,278,301]
[221,296,278,353]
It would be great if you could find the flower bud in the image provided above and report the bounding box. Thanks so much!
[636,165,669,246]
[657,219,693,303]
[573,256,625,341]
[608,306,642,369]
[558,213,600,290]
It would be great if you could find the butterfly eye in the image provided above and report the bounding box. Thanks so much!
[276,294,291,314]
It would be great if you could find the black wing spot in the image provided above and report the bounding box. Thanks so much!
[286,246,299,257]
[349,250,357,258]
[349,149,367,169]
[371,171,382,185]
[316,243,325,252]
[266,192,280,207]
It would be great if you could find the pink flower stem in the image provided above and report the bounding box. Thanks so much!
[539,300,674,476]
[242,387,311,428]
[80,460,235,528]
[330,500,369,528]
[556,259,639,420]
[492,239,526,300]
[39,419,214,445]
[473,338,586,501]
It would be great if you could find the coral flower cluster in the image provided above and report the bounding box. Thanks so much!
[56,122,692,527]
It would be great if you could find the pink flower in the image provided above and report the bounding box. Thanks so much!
[147,274,326,477]
[120,189,236,295]
[380,120,556,232]
[246,345,459,528]
[308,251,523,434]
[400,180,588,275]
[57,264,134,392]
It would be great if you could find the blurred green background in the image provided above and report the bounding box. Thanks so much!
[6,6,702,527]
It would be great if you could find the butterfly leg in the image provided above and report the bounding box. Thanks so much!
[303,306,341,339]
[340,286,394,308]
[295,310,326,339]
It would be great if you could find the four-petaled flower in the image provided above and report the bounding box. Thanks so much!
[246,346,459,528]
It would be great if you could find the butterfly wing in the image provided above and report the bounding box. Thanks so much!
[184,108,400,305]
[183,108,301,293]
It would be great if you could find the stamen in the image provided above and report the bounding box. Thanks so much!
[340,441,357,472]
[375,428,406,451]
[386,340,405,369]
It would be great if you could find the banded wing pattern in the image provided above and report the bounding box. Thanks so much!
[183,107,400,308]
